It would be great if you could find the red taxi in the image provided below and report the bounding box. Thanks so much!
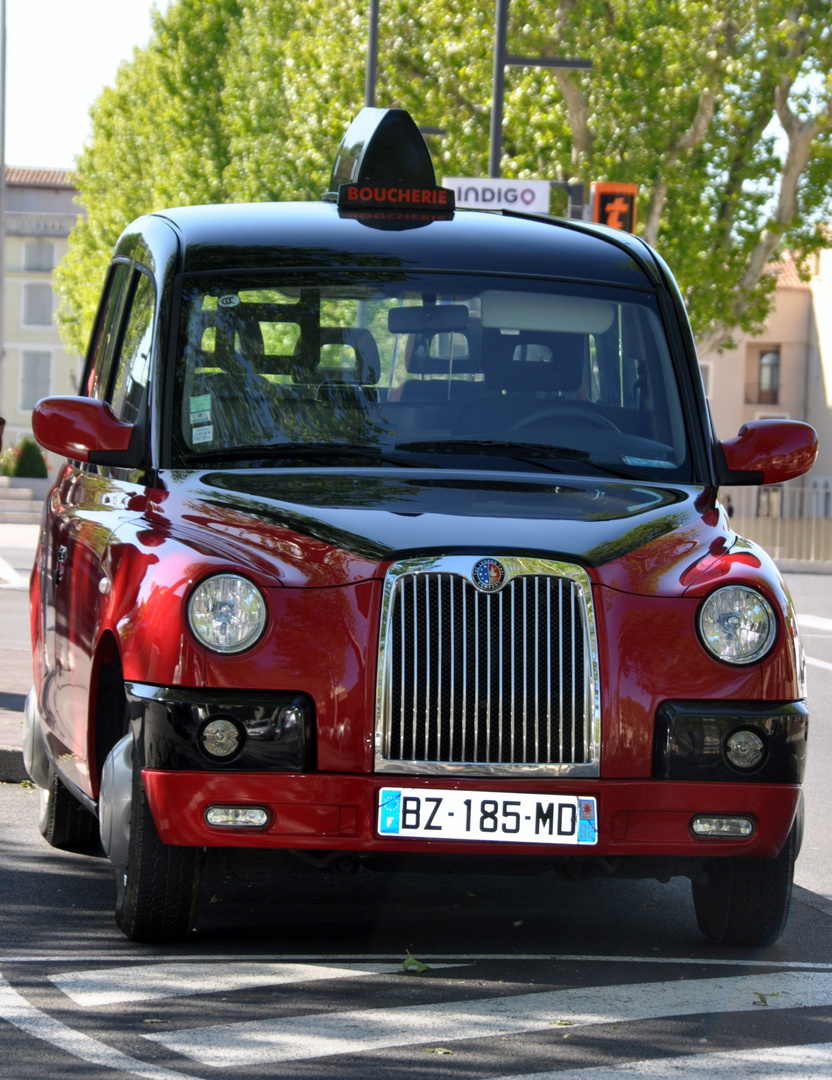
[24,108,817,943]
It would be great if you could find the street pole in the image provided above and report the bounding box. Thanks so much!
[0,0,6,430]
[489,0,592,179]
[365,0,380,108]
[489,0,509,178]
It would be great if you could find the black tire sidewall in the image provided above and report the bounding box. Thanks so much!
[114,748,201,942]
[692,825,796,946]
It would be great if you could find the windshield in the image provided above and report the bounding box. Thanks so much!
[169,272,692,480]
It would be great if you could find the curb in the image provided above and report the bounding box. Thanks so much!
[0,745,27,784]
[0,705,26,784]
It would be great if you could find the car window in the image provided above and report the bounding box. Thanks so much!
[83,262,131,399]
[108,269,155,424]
[170,273,691,480]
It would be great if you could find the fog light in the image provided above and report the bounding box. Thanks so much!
[725,728,766,771]
[205,806,269,828]
[200,718,243,759]
[691,815,754,838]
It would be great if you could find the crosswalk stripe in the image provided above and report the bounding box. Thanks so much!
[0,974,199,1080]
[50,961,466,1007]
[489,1040,832,1078]
[144,971,832,1067]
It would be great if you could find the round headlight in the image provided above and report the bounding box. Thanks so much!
[188,574,266,653]
[698,585,777,665]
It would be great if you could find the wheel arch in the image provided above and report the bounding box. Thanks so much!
[89,631,129,799]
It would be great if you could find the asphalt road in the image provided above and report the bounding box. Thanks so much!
[1,567,832,1078]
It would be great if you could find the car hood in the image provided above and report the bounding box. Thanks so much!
[150,468,732,594]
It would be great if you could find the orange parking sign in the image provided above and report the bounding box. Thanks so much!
[591,182,638,232]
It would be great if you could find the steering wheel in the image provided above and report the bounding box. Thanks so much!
[510,405,620,432]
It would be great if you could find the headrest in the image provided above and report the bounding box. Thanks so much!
[501,332,586,393]
[405,324,482,376]
[317,327,380,382]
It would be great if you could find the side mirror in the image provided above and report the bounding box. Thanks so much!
[718,419,818,486]
[32,397,141,467]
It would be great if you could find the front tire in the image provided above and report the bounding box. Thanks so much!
[114,750,202,943]
[692,825,796,946]
[37,768,102,855]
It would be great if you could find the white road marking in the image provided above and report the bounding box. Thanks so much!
[51,961,466,1007]
[490,1041,832,1079]
[0,974,203,1080]
[144,971,832,1067]
[0,554,24,588]
[5,953,832,968]
[796,614,832,669]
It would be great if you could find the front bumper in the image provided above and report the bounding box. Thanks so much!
[143,771,800,860]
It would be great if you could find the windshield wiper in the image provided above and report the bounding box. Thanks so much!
[184,442,424,467]
[395,439,645,479]
[395,439,590,473]
[397,439,590,458]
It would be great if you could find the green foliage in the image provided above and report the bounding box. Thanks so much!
[1,438,49,479]
[56,0,832,358]
[55,0,243,355]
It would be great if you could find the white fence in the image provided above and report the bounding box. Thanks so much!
[725,485,832,566]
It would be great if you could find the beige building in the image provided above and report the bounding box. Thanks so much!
[806,248,832,482]
[700,254,814,441]
[699,250,832,556]
[700,252,832,472]
[0,168,82,454]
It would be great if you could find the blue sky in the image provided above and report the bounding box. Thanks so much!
[5,0,170,169]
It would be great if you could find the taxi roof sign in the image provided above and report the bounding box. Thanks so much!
[326,108,455,216]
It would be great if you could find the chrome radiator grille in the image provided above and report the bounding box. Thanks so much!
[375,557,600,777]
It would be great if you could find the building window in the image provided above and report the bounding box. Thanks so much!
[20,351,52,410]
[23,240,55,272]
[22,283,54,326]
[759,348,780,405]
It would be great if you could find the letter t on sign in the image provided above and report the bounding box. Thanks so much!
[591,183,639,233]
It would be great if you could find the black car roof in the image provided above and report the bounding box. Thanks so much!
[146,200,659,288]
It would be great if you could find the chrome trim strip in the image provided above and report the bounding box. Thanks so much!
[374,554,601,778]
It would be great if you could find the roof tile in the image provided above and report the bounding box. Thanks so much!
[4,166,76,189]
[770,252,811,290]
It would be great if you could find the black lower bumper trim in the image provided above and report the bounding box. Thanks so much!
[126,683,315,771]
[653,699,808,783]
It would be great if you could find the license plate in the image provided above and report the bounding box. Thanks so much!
[377,788,598,846]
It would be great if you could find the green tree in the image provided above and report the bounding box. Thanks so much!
[56,0,832,359]
[512,0,832,354]
[55,0,243,354]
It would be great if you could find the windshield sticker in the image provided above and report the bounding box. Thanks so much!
[189,394,211,416]
[192,425,213,445]
[218,294,241,308]
[623,457,676,468]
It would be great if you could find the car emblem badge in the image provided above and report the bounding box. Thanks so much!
[472,558,506,592]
